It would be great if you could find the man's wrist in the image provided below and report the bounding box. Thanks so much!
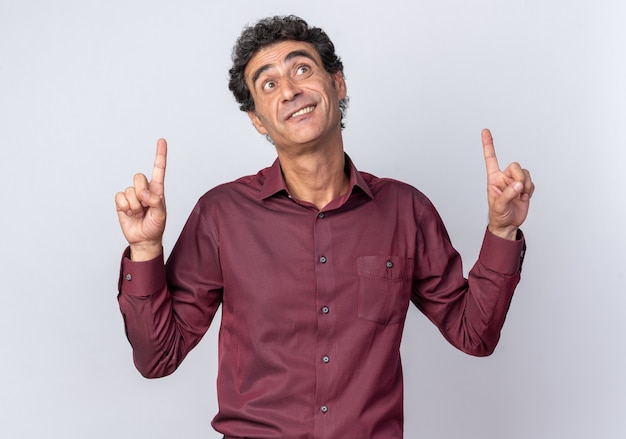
[487,224,519,241]
[129,242,163,261]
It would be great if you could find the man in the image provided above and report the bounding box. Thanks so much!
[115,15,533,439]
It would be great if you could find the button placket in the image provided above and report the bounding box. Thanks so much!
[313,208,335,433]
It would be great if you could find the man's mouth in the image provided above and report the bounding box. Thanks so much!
[289,106,315,119]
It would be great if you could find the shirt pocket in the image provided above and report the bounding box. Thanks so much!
[356,256,413,325]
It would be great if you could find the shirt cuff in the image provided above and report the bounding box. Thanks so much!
[118,247,167,296]
[478,228,526,275]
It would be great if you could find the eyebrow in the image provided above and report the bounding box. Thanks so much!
[250,49,318,88]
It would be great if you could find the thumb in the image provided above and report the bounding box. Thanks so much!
[500,181,523,203]
[140,189,166,210]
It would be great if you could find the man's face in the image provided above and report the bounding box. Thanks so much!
[244,40,347,150]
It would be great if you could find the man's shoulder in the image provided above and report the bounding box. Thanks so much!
[197,165,274,204]
[359,170,427,200]
[232,164,274,186]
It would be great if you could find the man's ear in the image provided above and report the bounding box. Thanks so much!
[248,111,268,135]
[332,71,347,101]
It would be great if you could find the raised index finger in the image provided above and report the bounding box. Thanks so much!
[482,128,500,176]
[150,138,167,196]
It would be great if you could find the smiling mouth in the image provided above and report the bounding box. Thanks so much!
[289,106,315,119]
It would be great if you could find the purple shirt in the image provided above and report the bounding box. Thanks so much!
[118,156,525,438]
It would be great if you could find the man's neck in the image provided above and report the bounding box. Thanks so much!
[277,144,349,211]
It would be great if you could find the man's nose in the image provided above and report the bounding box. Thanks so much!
[280,77,301,102]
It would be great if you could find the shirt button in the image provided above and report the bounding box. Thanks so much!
[322,355,330,363]
[321,306,330,314]
[318,212,325,218]
[319,256,327,264]
[320,405,328,413]
[125,273,132,281]
[386,260,393,268]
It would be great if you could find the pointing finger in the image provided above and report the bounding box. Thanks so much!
[150,138,167,196]
[482,128,500,176]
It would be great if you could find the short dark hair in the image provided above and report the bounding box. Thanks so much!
[228,15,349,128]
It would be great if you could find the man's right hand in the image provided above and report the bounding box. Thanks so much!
[115,138,168,261]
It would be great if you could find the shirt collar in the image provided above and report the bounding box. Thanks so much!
[257,154,374,201]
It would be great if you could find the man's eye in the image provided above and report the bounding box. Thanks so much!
[296,65,310,75]
[263,81,276,91]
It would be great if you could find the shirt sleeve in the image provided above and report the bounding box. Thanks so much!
[411,198,526,357]
[117,202,223,377]
[477,229,526,275]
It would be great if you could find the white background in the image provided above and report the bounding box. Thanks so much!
[1,1,625,438]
